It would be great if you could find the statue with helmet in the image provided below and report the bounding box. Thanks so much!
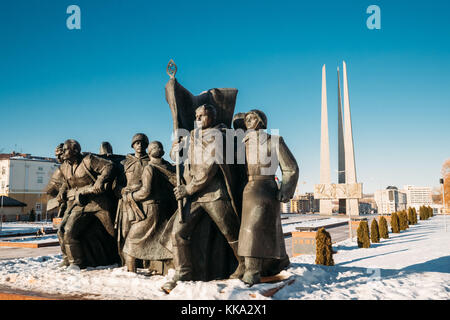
[119,141,178,275]
[238,109,299,285]
[114,133,151,271]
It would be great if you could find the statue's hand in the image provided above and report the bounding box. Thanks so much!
[172,141,181,154]
[277,190,290,203]
[120,188,129,198]
[174,185,188,200]
[92,180,104,194]
[126,192,134,203]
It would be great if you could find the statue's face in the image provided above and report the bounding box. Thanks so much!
[62,143,77,161]
[133,141,146,155]
[149,143,163,158]
[245,113,260,130]
[195,109,213,129]
[55,147,64,163]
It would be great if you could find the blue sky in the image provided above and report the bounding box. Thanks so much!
[0,0,449,194]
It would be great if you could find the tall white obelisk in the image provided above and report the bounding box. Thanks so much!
[320,65,333,215]
[342,61,359,216]
[337,67,346,213]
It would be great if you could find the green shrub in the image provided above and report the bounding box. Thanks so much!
[29,210,36,222]
[427,206,433,218]
[370,219,380,243]
[379,216,389,239]
[412,207,418,224]
[399,211,408,230]
[357,221,371,248]
[419,206,426,220]
[407,207,415,225]
[315,227,334,266]
[391,212,400,233]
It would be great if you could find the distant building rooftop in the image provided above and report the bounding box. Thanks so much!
[0,195,27,207]
[0,152,57,163]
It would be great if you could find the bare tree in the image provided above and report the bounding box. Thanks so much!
[442,159,450,213]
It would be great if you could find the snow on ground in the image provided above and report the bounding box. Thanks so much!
[0,216,448,300]
[0,222,53,236]
[1,235,58,243]
[282,217,346,234]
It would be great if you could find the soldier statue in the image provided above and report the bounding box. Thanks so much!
[56,139,118,271]
[121,141,177,274]
[238,109,299,285]
[114,133,151,270]
[162,104,245,292]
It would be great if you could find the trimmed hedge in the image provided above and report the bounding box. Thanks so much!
[357,221,371,248]
[315,227,334,266]
[370,219,380,243]
[379,216,389,239]
[391,212,400,233]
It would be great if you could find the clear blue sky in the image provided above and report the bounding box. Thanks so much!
[0,0,449,194]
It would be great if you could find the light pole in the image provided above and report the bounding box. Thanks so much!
[441,178,447,232]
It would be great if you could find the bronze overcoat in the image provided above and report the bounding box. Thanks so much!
[122,158,177,261]
[238,131,299,258]
[59,153,115,236]
[114,154,150,243]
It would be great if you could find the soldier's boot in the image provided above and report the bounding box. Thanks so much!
[262,255,291,277]
[57,231,69,268]
[161,238,192,293]
[124,253,137,273]
[242,257,262,286]
[58,256,70,268]
[65,242,83,271]
[228,240,246,279]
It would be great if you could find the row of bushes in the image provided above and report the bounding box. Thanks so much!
[316,207,435,265]
[357,218,388,248]
[419,206,434,220]
[359,206,435,248]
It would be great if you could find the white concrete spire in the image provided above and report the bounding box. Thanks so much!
[320,64,332,215]
[320,64,331,184]
[342,61,359,216]
[337,66,345,184]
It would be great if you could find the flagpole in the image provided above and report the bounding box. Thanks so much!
[166,60,184,223]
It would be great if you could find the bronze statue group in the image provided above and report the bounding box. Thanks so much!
[45,77,299,293]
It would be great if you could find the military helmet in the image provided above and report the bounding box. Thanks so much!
[131,133,149,148]
[245,109,267,129]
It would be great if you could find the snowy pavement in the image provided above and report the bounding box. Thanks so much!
[0,215,448,300]
[0,222,53,236]
[1,235,58,244]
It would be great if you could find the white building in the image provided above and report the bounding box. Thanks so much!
[402,185,432,211]
[0,152,59,221]
[281,201,291,213]
[374,186,407,214]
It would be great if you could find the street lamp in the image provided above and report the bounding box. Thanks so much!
[440,178,446,232]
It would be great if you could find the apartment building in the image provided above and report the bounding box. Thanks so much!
[0,152,59,221]
[374,186,407,214]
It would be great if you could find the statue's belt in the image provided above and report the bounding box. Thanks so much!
[248,175,275,181]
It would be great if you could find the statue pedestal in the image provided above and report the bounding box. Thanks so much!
[319,199,333,215]
[291,230,318,256]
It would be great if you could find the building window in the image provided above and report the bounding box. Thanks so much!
[37,176,43,184]
[1,167,5,175]
[38,167,43,171]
